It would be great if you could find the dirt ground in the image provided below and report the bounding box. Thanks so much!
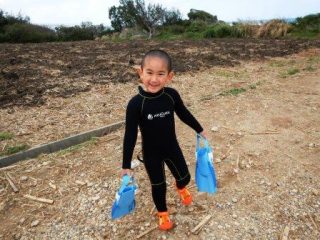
[0,40,319,240]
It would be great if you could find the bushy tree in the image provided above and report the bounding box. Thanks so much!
[109,0,172,38]
[293,13,320,32]
[187,9,217,23]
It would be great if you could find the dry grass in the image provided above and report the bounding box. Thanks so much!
[257,20,292,38]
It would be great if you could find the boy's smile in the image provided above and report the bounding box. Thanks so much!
[139,56,174,93]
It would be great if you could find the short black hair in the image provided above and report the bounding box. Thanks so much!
[141,49,172,72]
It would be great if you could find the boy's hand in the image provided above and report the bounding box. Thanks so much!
[121,168,132,177]
[200,130,207,139]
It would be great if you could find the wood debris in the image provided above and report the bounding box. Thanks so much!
[191,215,212,234]
[136,225,158,239]
[5,172,19,192]
[23,194,54,204]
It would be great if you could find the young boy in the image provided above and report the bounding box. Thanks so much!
[121,49,206,230]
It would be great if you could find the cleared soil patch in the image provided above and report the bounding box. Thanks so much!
[0,41,319,240]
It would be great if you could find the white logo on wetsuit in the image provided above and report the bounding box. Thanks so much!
[147,111,170,120]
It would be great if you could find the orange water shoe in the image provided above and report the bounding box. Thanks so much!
[177,187,192,205]
[158,211,174,231]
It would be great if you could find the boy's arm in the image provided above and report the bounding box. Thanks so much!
[170,89,203,133]
[122,99,139,169]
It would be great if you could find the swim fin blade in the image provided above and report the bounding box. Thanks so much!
[111,175,137,220]
[195,134,217,194]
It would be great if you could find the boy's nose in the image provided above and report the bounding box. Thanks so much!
[150,75,157,82]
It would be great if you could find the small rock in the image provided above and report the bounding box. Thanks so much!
[232,198,238,203]
[308,143,316,148]
[20,176,28,181]
[188,207,195,212]
[211,126,219,132]
[233,168,239,174]
[215,158,221,163]
[31,220,40,227]
[239,160,246,169]
[19,218,26,224]
[312,189,318,196]
[232,214,237,219]
[145,222,151,227]
[217,225,224,229]
[86,182,94,187]
[131,159,140,169]
[92,195,100,201]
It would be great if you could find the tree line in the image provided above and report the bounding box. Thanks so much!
[0,1,319,43]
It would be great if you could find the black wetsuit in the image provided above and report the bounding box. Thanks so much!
[123,86,203,211]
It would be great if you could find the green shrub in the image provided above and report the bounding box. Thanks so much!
[186,21,207,32]
[183,31,203,39]
[187,9,218,23]
[167,24,186,34]
[203,24,243,38]
[2,23,56,43]
[293,13,320,32]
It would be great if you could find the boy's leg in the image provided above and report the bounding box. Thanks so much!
[143,156,167,212]
[164,147,191,189]
[165,148,192,205]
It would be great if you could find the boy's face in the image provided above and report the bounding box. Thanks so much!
[138,56,173,93]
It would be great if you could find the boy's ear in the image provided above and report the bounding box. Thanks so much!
[133,65,142,77]
[167,71,174,82]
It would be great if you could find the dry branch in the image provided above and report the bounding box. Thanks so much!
[191,215,212,234]
[24,194,54,204]
[5,173,19,192]
[0,165,17,171]
[136,225,157,239]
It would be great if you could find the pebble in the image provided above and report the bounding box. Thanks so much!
[86,182,94,187]
[312,189,318,196]
[20,176,28,181]
[232,214,238,219]
[211,126,219,132]
[31,220,40,227]
[218,225,224,229]
[215,158,221,163]
[308,143,316,148]
[232,198,238,203]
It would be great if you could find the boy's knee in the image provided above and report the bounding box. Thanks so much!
[176,174,190,189]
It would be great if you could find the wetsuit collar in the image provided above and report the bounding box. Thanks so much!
[138,86,164,98]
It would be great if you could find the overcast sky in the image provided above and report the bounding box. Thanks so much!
[1,0,320,26]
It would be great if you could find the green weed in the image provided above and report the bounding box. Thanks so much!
[2,144,29,155]
[287,68,300,75]
[57,137,98,155]
[220,87,246,96]
[303,65,316,72]
[0,132,14,141]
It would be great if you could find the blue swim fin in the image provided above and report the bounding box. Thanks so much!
[195,134,217,194]
[111,175,137,220]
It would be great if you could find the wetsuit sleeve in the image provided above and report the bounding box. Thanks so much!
[122,98,139,169]
[169,88,203,133]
